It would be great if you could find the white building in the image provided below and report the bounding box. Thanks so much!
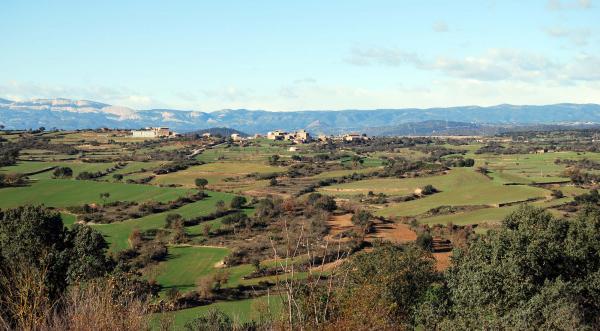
[131,127,173,138]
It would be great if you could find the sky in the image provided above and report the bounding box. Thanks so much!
[1,0,599,111]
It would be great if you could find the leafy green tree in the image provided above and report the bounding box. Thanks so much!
[440,205,600,329]
[416,232,433,252]
[184,308,233,331]
[194,178,208,190]
[99,192,110,204]
[230,196,247,209]
[351,210,373,233]
[0,205,68,299]
[420,184,437,195]
[0,206,111,312]
[313,195,336,212]
[334,244,438,329]
[52,166,73,178]
[64,224,111,283]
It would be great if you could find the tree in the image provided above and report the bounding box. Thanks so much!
[99,192,110,205]
[64,224,111,283]
[230,196,247,209]
[439,205,600,329]
[551,189,564,199]
[416,232,433,252]
[0,206,68,300]
[333,244,438,330]
[0,206,113,328]
[112,174,123,181]
[268,154,280,165]
[195,178,208,190]
[420,184,437,195]
[52,166,73,179]
[313,195,336,212]
[215,200,226,213]
[184,308,233,331]
[351,155,364,168]
[351,210,373,233]
[165,213,183,229]
[269,178,278,186]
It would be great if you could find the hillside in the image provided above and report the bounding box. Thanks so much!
[2,98,600,134]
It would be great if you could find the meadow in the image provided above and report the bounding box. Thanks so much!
[0,178,192,209]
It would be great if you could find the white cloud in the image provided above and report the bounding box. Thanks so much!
[0,81,165,110]
[201,86,254,102]
[565,55,600,81]
[433,20,449,32]
[346,47,600,85]
[431,49,561,82]
[547,0,592,10]
[346,47,423,66]
[544,26,591,46]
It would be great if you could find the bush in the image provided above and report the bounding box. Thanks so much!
[416,232,433,252]
[230,196,247,209]
[52,166,73,178]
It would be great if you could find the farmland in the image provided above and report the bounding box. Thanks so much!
[3,128,600,328]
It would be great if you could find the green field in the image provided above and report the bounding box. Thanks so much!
[0,179,192,209]
[156,295,283,330]
[92,190,235,251]
[419,197,572,226]
[320,168,549,217]
[154,245,229,294]
[153,161,284,188]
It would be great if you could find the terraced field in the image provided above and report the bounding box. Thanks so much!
[92,190,235,251]
[320,168,549,217]
[0,179,192,209]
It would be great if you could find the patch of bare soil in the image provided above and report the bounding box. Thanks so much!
[324,214,354,242]
[310,258,346,273]
[367,222,417,244]
[433,251,452,271]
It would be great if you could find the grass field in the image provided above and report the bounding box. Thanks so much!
[153,245,230,294]
[473,151,600,184]
[152,162,284,188]
[419,197,572,226]
[0,179,192,209]
[156,295,283,330]
[92,191,235,251]
[320,168,549,217]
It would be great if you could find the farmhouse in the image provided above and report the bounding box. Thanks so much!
[131,127,173,138]
[267,129,312,143]
[294,129,311,143]
[267,130,287,140]
[231,133,242,141]
[343,133,369,142]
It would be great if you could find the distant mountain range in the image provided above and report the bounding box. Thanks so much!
[1,98,600,135]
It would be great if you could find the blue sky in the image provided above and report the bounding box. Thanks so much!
[1,0,599,111]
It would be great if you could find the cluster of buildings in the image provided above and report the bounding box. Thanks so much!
[130,126,369,143]
[131,127,177,138]
[266,129,311,143]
